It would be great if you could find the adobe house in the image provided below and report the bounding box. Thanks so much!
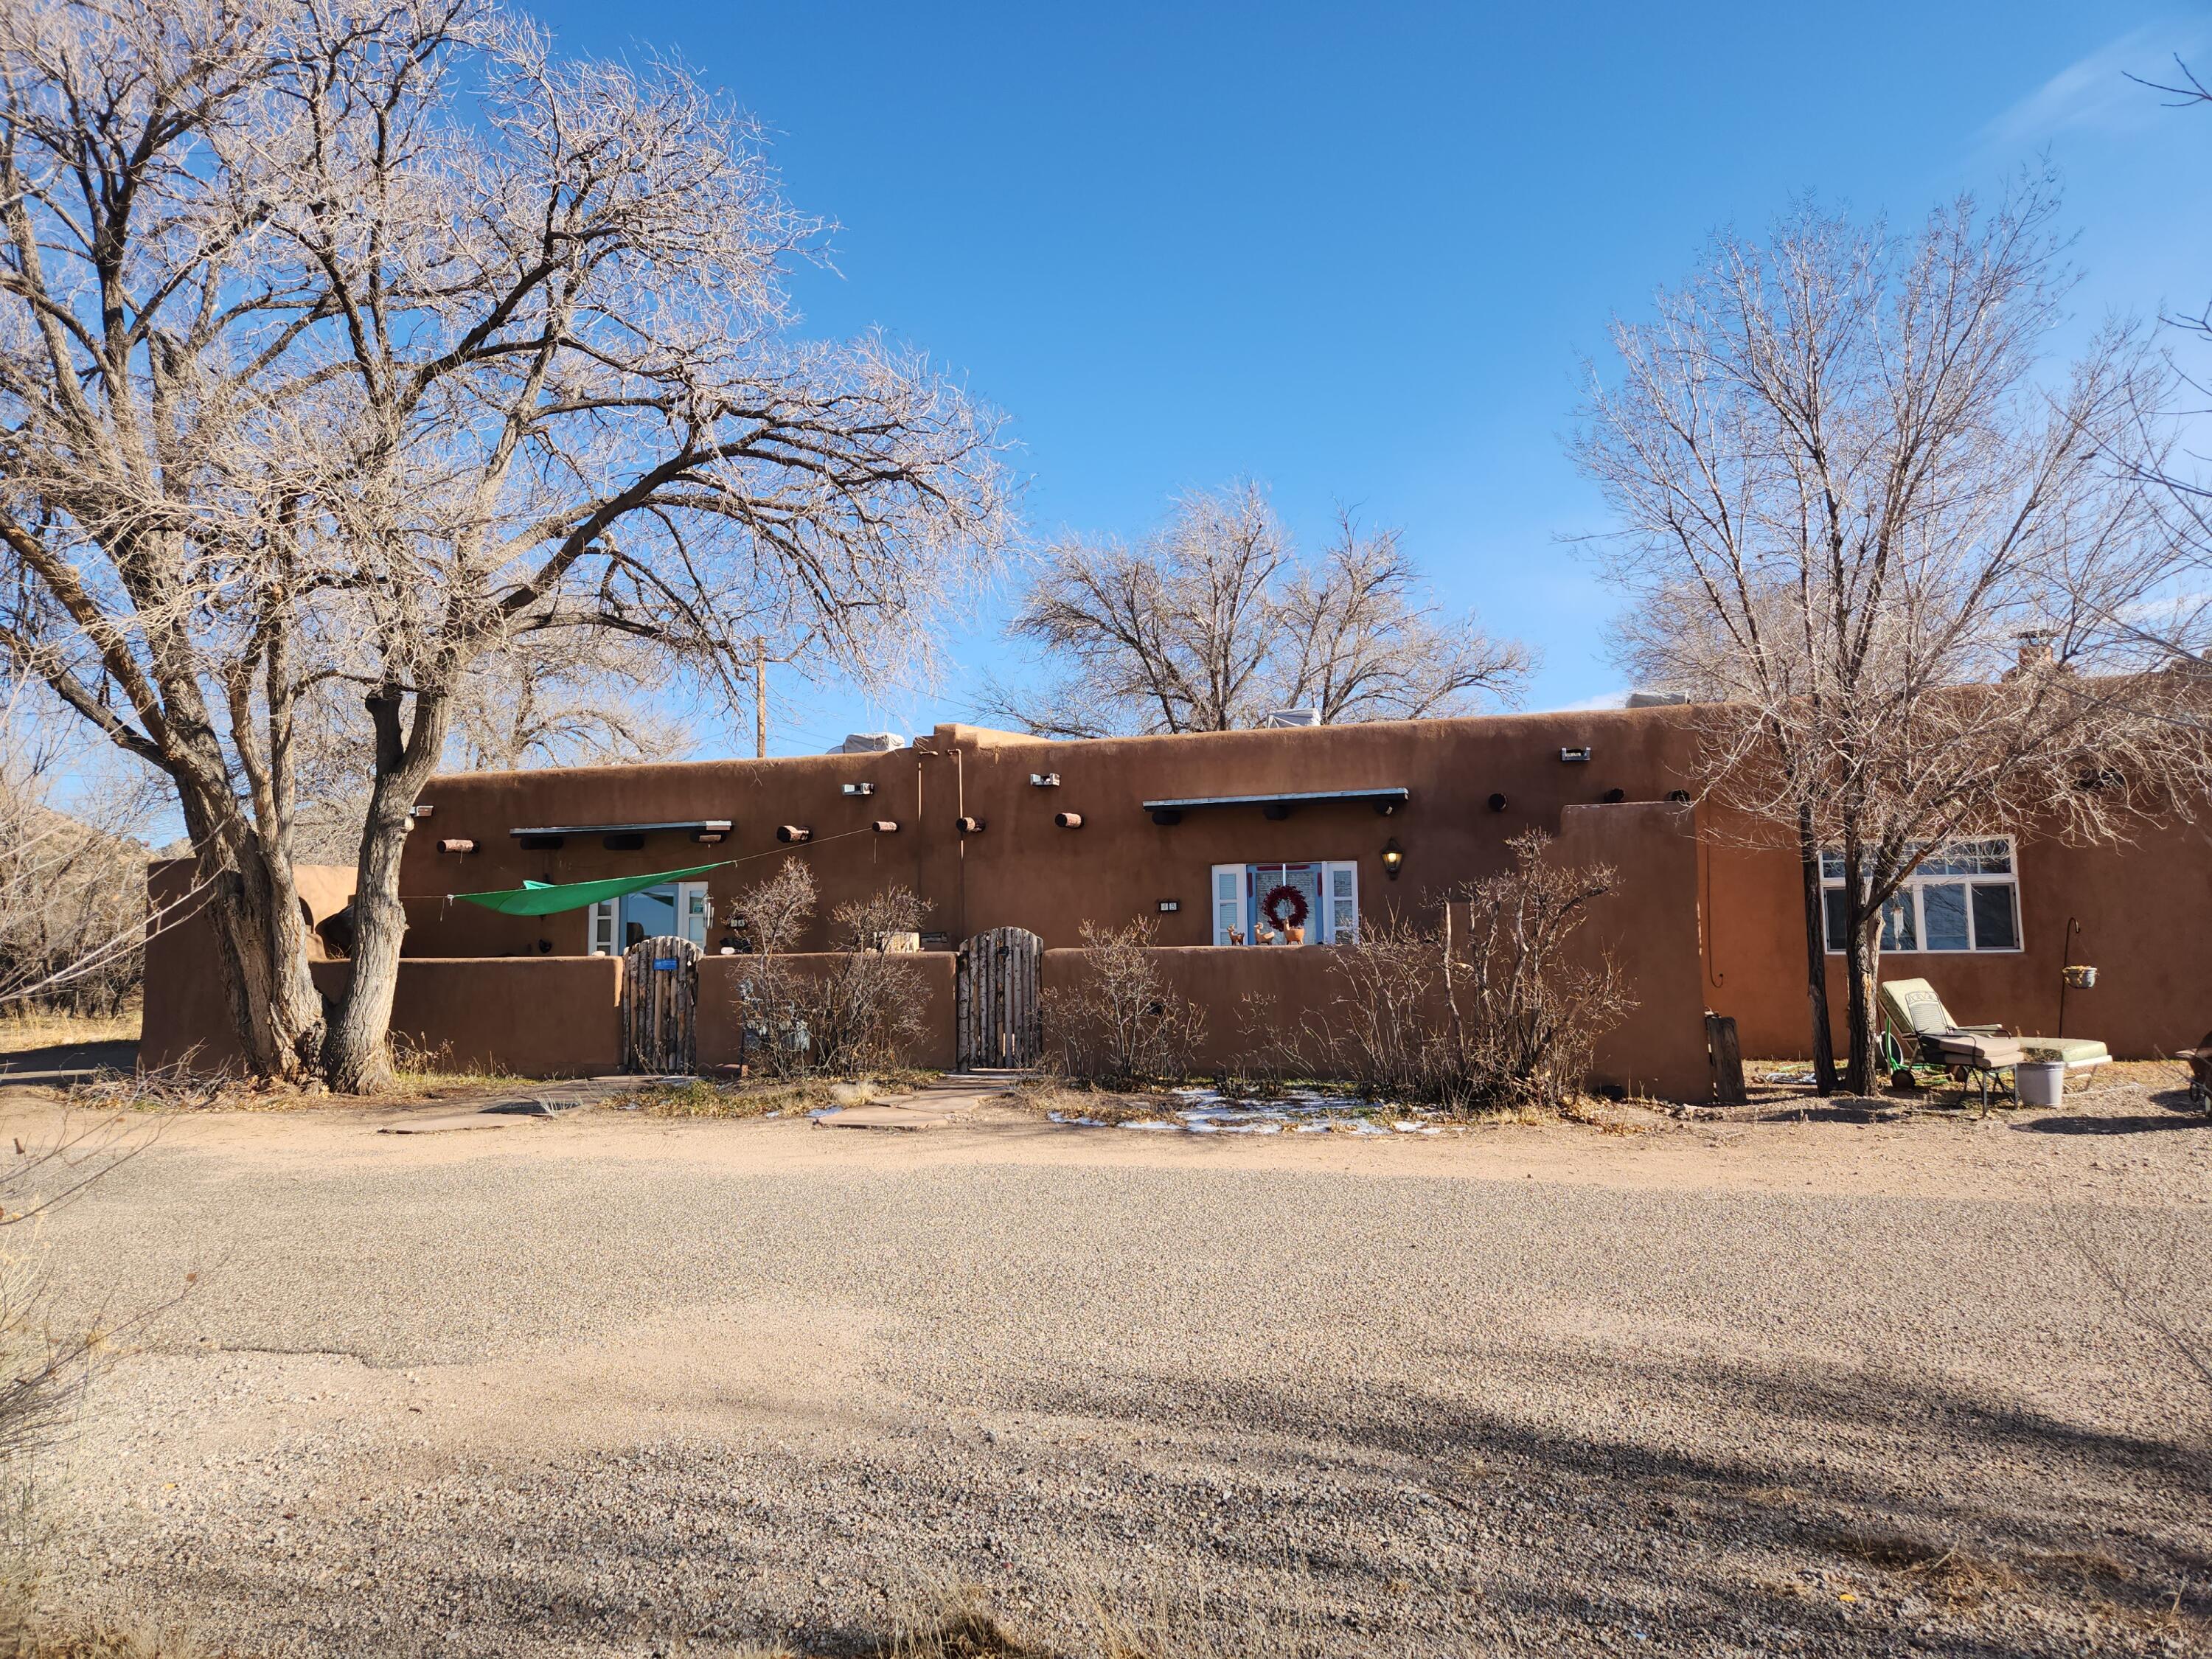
[140,703,2212,1097]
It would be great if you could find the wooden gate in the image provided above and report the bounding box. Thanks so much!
[956,926,1042,1070]
[622,935,702,1074]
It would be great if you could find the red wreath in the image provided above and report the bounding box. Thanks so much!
[1259,882,1310,932]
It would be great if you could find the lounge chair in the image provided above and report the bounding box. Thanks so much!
[1878,977,2110,1100]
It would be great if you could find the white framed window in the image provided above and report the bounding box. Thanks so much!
[1210,861,1360,945]
[588,882,711,953]
[1820,838,2021,954]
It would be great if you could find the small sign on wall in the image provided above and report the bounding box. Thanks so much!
[1157,900,1180,913]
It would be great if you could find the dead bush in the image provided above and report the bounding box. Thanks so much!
[1041,919,1206,1089]
[730,863,931,1078]
[1293,830,1632,1113]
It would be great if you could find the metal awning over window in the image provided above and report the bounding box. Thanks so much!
[1141,787,1408,825]
[509,819,731,849]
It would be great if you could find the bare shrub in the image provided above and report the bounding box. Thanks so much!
[1295,832,1632,1113]
[1042,919,1206,1088]
[731,866,931,1077]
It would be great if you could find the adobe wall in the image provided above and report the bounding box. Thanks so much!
[393,709,1704,961]
[1038,806,1711,1102]
[1554,801,1710,1100]
[309,956,625,1077]
[1703,815,2212,1060]
[695,951,958,1072]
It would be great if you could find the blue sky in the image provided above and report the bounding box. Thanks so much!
[526,1,2212,754]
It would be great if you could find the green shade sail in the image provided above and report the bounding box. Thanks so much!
[454,861,729,917]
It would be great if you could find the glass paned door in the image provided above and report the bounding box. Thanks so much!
[588,883,709,953]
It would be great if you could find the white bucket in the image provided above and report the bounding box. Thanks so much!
[2016,1059,2065,1107]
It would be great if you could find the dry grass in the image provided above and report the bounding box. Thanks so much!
[630,1071,940,1121]
[0,1012,139,1057]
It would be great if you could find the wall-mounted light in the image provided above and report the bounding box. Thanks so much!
[436,838,476,855]
[1030,773,1060,787]
[954,815,985,834]
[1487,793,1509,813]
[776,824,812,844]
[1054,811,1083,829]
[1560,746,1592,763]
[870,819,900,834]
[1380,838,1405,880]
[842,782,875,797]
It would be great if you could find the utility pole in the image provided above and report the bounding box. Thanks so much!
[753,636,768,759]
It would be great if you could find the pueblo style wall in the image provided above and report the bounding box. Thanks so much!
[140,702,2212,1085]
[1037,801,1712,1103]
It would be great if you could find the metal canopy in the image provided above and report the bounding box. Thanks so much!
[507,818,731,838]
[1141,787,1408,824]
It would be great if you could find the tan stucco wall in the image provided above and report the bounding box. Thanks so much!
[138,703,2212,1083]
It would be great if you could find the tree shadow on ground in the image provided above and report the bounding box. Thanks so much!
[2013,1091,2206,1133]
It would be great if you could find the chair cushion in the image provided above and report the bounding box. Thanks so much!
[1880,977,1954,1037]
[2017,1036,2110,1065]
[1930,1033,2025,1068]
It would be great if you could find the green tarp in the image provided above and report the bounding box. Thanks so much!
[453,861,730,917]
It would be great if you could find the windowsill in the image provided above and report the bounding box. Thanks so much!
[1821,947,2023,956]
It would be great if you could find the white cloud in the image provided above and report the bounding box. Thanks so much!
[1979,22,2208,151]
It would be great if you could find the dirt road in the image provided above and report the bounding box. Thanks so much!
[19,1079,2212,1657]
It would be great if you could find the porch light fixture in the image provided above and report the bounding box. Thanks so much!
[1560,746,1592,763]
[871,819,900,834]
[1030,773,1060,787]
[842,782,875,797]
[1380,838,1405,880]
[1054,811,1083,829]
[776,824,813,844]
[955,815,985,834]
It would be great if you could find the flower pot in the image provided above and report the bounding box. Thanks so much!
[2062,964,2097,990]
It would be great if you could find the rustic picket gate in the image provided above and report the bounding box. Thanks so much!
[956,926,1042,1071]
[622,935,701,1073]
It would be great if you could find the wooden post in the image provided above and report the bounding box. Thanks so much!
[1706,1012,1746,1106]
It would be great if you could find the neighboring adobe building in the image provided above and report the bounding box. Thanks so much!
[140,703,2212,1097]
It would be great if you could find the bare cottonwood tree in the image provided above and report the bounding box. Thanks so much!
[0,0,1009,1090]
[1576,182,2208,1092]
[987,484,1528,737]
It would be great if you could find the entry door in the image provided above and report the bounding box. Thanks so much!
[622,935,702,1074]
[956,927,1042,1070]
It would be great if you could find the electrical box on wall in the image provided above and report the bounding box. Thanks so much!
[1158,900,1180,913]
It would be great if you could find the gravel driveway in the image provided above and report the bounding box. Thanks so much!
[18,1079,2212,1658]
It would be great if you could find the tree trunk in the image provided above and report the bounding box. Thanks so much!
[1839,844,1882,1096]
[323,687,455,1093]
[175,786,324,1082]
[1795,807,1838,1096]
